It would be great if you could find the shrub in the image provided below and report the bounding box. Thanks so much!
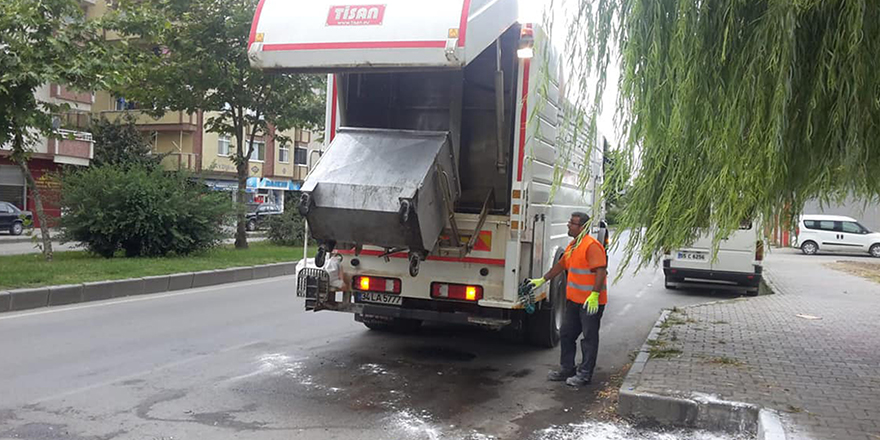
[266,209,308,246]
[60,165,232,257]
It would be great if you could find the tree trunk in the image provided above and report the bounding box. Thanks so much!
[234,159,249,249]
[17,160,54,261]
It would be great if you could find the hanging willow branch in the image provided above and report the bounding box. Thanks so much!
[559,0,880,269]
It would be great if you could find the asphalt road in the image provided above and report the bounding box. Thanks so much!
[0,231,744,440]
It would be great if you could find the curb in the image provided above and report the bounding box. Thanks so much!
[619,304,788,439]
[0,261,299,314]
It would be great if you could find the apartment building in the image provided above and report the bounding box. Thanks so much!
[1,0,322,227]
[93,92,322,209]
[0,0,107,226]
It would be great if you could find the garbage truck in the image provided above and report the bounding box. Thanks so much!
[248,0,605,346]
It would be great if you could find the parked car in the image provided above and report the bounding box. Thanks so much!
[245,203,283,231]
[663,221,763,296]
[0,201,33,236]
[796,214,880,257]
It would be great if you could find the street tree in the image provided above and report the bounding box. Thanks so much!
[91,115,165,169]
[0,0,119,261]
[560,0,880,268]
[112,0,325,249]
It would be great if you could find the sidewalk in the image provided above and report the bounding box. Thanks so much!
[0,229,59,244]
[620,248,880,440]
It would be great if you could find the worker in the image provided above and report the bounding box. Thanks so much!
[528,212,608,387]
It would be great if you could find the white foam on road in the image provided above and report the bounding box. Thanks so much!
[534,421,743,440]
[386,413,743,440]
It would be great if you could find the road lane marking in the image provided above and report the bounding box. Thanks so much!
[0,276,295,322]
[617,303,633,316]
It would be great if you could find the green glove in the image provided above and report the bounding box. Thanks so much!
[528,278,546,289]
[583,291,600,315]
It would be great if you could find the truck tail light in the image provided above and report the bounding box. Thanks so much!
[431,283,483,301]
[353,276,401,294]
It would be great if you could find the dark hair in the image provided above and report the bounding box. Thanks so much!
[570,212,590,226]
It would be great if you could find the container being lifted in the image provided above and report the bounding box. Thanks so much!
[298,128,460,276]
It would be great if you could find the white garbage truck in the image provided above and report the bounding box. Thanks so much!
[248,0,605,346]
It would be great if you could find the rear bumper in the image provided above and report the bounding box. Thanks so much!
[663,260,762,287]
[355,296,515,328]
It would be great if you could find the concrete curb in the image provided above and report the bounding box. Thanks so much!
[0,262,300,315]
[619,286,791,439]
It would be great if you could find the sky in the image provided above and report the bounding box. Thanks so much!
[518,0,622,147]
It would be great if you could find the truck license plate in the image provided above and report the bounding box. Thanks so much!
[677,251,707,261]
[358,292,403,306]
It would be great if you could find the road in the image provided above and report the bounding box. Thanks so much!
[0,232,744,440]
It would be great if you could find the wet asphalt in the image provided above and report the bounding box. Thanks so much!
[0,232,746,440]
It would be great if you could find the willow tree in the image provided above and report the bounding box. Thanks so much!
[559,0,880,268]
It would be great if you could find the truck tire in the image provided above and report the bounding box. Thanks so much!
[526,265,566,348]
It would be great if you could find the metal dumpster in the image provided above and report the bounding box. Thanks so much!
[298,128,460,270]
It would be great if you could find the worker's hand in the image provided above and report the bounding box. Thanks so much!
[528,278,546,289]
[583,291,600,315]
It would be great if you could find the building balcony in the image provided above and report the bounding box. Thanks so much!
[162,152,200,171]
[51,84,94,105]
[49,129,94,164]
[100,110,198,132]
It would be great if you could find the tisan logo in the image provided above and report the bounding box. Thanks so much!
[327,5,386,26]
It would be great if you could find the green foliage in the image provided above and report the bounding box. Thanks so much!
[91,115,164,168]
[266,209,308,247]
[0,0,121,158]
[60,165,232,258]
[110,0,325,247]
[561,0,880,269]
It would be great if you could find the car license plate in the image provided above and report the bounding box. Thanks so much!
[358,291,403,306]
[677,251,707,261]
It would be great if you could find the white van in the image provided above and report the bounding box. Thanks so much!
[796,214,880,257]
[663,223,763,296]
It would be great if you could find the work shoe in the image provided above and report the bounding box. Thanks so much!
[547,368,576,381]
[565,375,592,387]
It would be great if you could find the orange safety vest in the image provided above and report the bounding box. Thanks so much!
[563,234,608,305]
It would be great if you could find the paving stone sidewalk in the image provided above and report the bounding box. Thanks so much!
[630,249,880,440]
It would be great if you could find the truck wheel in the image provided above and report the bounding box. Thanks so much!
[527,269,565,348]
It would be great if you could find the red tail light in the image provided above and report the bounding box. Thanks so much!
[353,276,401,294]
[431,283,483,301]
